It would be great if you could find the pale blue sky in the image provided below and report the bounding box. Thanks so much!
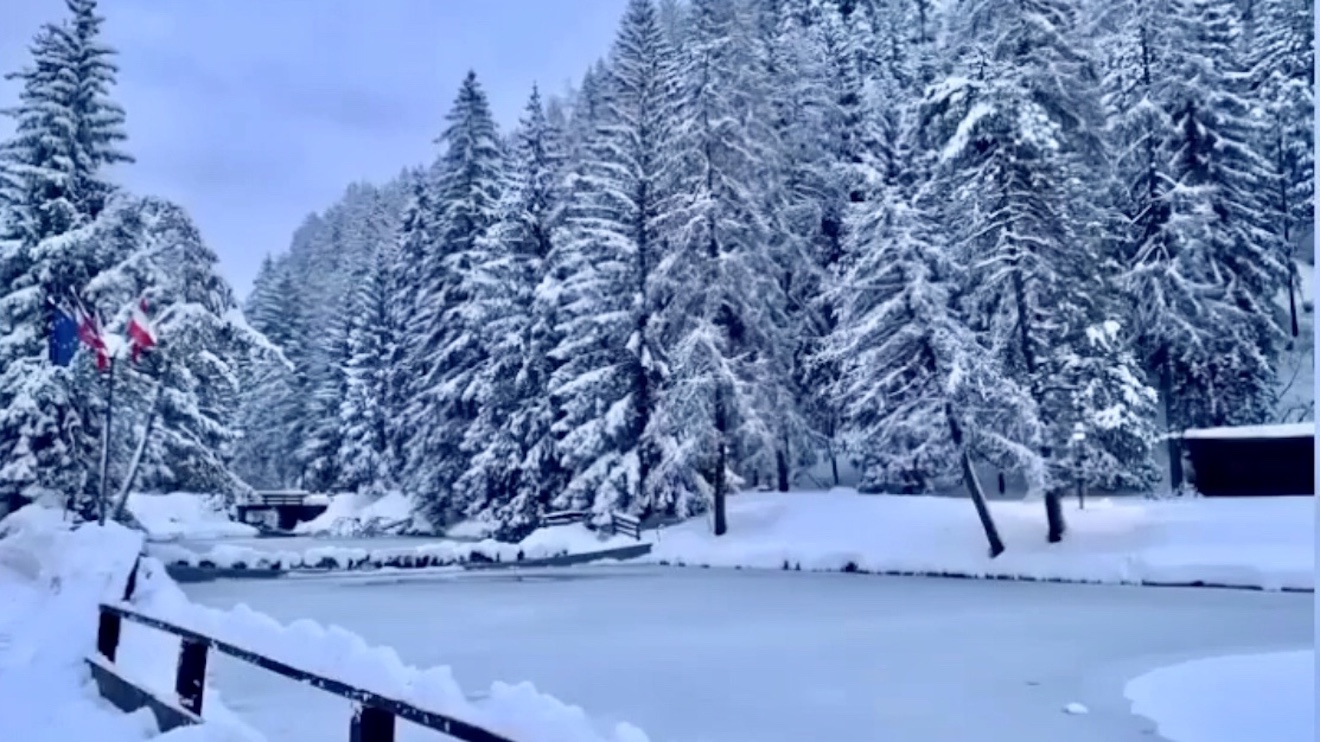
[1,0,628,296]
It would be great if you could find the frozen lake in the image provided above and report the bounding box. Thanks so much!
[183,565,1313,742]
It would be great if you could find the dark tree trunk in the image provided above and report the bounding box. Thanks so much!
[1159,357,1184,492]
[946,405,1005,558]
[1044,490,1065,543]
[713,443,728,537]
[776,448,790,492]
[713,388,729,536]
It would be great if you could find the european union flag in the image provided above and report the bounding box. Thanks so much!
[49,301,80,367]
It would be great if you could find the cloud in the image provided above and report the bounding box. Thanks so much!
[2,0,629,295]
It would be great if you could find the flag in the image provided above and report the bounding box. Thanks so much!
[127,298,156,364]
[48,297,80,367]
[73,302,110,371]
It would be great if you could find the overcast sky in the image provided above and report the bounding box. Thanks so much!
[1,0,628,297]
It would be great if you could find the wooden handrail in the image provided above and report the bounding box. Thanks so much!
[94,602,517,742]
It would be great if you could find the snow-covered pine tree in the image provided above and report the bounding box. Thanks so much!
[400,71,503,526]
[61,0,132,220]
[1120,0,1289,449]
[457,86,569,538]
[1056,319,1161,495]
[0,0,132,517]
[233,256,304,489]
[547,0,682,520]
[828,184,1042,557]
[929,0,1115,539]
[338,240,399,497]
[1243,0,1313,340]
[384,168,435,475]
[658,0,797,533]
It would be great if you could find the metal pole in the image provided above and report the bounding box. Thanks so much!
[97,356,115,526]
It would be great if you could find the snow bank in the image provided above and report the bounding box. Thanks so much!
[128,493,258,541]
[641,491,1315,591]
[0,505,259,742]
[291,491,424,537]
[1125,650,1315,742]
[167,523,640,572]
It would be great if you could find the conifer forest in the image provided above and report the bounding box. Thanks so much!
[1,0,1313,540]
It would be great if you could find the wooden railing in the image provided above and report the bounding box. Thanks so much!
[609,511,642,541]
[539,510,642,541]
[90,603,518,742]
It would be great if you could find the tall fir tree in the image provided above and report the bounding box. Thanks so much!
[459,87,569,537]
[400,71,504,526]
[338,241,400,497]
[0,0,132,517]
[547,0,683,519]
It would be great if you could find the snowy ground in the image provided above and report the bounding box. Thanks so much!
[641,490,1315,591]
[128,492,258,541]
[184,565,1314,742]
[0,507,253,742]
[1126,650,1315,742]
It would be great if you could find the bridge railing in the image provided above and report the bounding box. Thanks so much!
[90,602,518,742]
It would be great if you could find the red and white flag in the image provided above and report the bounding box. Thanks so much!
[127,298,157,364]
[73,303,110,372]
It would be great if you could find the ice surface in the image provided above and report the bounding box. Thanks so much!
[184,564,1315,742]
[642,491,1315,590]
[1125,650,1315,742]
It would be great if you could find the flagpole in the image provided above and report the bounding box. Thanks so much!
[97,354,115,526]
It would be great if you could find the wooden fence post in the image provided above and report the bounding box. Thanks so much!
[351,704,396,742]
[175,638,208,715]
[96,608,122,662]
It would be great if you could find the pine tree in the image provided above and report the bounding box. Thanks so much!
[828,187,1042,557]
[401,71,503,525]
[930,0,1115,539]
[1121,0,1288,451]
[83,196,263,498]
[1244,0,1313,340]
[338,242,399,497]
[547,0,683,519]
[0,0,132,517]
[454,87,570,538]
[233,256,303,489]
[659,0,797,533]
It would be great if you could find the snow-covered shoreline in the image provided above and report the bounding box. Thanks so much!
[636,490,1315,592]
[153,490,1314,595]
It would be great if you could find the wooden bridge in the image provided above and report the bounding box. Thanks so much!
[234,490,331,532]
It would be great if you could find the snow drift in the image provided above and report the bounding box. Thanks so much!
[127,492,258,541]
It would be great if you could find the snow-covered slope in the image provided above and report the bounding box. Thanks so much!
[640,490,1315,591]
